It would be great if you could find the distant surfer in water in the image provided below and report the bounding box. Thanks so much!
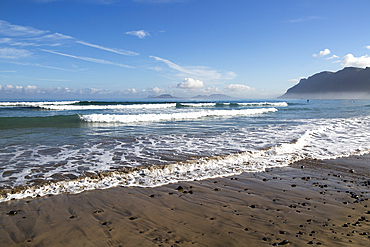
[307,99,309,103]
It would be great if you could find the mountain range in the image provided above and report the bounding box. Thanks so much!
[280,67,370,99]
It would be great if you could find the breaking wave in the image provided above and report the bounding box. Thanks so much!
[79,108,278,123]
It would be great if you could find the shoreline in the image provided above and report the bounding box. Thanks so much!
[0,155,369,246]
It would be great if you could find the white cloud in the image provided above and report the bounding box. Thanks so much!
[0,20,49,37]
[126,30,150,38]
[312,48,330,58]
[0,37,60,47]
[0,38,12,43]
[366,46,370,49]
[0,47,32,59]
[76,40,139,56]
[341,53,370,68]
[202,85,220,93]
[40,49,134,68]
[177,78,205,89]
[3,84,14,91]
[0,84,151,99]
[148,66,163,71]
[34,33,73,41]
[0,30,73,47]
[224,71,237,80]
[326,55,339,60]
[225,84,254,91]
[148,87,166,94]
[150,55,235,81]
[288,76,304,83]
[287,16,322,23]
[7,60,81,72]
[0,70,16,73]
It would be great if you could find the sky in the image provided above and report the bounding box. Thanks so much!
[1,0,370,100]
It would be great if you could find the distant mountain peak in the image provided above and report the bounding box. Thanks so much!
[148,94,177,99]
[192,94,232,99]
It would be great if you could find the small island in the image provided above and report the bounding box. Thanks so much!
[147,94,177,99]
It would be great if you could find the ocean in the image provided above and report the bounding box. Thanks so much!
[1,99,370,202]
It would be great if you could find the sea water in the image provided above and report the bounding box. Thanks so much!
[0,99,369,202]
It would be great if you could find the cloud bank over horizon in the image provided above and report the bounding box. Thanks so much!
[0,84,147,99]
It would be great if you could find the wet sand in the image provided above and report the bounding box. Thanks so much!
[1,155,370,246]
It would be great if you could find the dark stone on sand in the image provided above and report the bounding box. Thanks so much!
[129,217,138,220]
[101,222,108,225]
[307,240,314,244]
[8,210,18,216]
[175,186,183,191]
[279,230,286,234]
[244,228,249,231]
[278,239,290,245]
[262,237,268,241]
[210,217,216,220]
[149,194,155,198]
[291,184,297,187]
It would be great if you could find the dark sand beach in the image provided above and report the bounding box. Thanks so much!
[1,155,370,246]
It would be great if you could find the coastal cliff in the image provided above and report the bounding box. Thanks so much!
[280,67,370,99]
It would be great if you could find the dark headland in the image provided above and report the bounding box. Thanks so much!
[280,67,370,99]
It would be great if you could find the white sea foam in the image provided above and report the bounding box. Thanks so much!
[2,115,369,202]
[2,109,370,202]
[38,103,177,110]
[79,108,278,123]
[237,102,288,107]
[0,101,79,107]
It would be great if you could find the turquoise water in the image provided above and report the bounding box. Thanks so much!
[1,99,370,201]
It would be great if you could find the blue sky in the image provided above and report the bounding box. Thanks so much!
[1,0,370,99]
